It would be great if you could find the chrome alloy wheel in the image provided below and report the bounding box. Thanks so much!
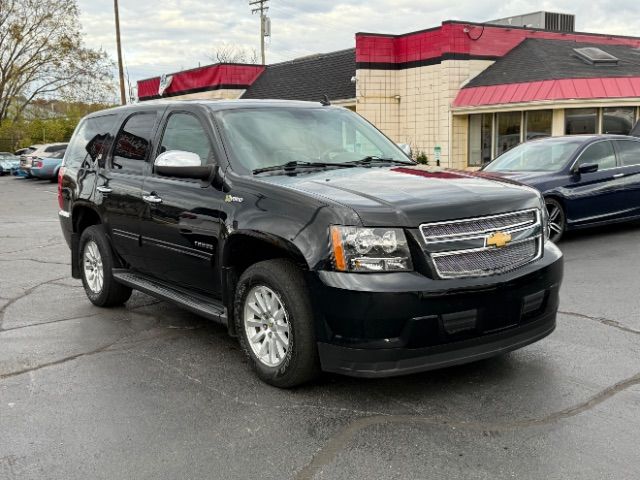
[243,285,290,367]
[546,201,565,243]
[83,240,104,293]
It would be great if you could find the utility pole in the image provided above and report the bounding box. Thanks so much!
[249,0,269,65]
[114,0,127,105]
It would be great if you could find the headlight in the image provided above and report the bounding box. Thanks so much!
[330,226,413,272]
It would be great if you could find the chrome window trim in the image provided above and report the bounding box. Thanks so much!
[568,138,627,173]
[420,208,540,244]
[611,139,640,168]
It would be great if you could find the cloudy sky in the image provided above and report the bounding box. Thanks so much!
[77,0,640,90]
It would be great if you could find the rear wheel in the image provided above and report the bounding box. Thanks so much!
[234,259,320,388]
[545,198,566,243]
[79,225,132,307]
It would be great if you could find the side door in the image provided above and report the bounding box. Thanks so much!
[139,107,225,296]
[612,139,640,219]
[96,109,161,271]
[564,140,628,225]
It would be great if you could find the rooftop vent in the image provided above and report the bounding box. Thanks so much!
[573,47,619,66]
[487,11,575,32]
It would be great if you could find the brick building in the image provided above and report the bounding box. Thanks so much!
[137,12,640,168]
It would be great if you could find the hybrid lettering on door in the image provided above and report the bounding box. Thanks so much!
[194,241,214,251]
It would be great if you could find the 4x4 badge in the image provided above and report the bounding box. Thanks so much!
[225,194,244,203]
[486,231,512,248]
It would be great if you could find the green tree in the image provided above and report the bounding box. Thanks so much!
[0,0,115,126]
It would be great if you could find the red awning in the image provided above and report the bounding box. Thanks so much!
[453,77,640,108]
[137,64,265,100]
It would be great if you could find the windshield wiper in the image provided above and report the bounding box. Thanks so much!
[253,160,354,175]
[346,156,415,166]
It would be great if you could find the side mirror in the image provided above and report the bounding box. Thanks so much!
[155,150,214,180]
[397,143,412,158]
[575,162,599,175]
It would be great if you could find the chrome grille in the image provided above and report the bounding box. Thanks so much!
[420,209,544,279]
[432,238,539,279]
[421,210,537,243]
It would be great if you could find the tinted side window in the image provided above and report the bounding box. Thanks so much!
[112,112,157,173]
[615,140,640,166]
[577,141,616,170]
[158,113,212,165]
[44,144,67,153]
[65,115,117,169]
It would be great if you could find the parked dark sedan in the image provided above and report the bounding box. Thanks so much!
[482,135,640,242]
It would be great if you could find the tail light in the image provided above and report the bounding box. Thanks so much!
[34,160,43,168]
[57,167,65,209]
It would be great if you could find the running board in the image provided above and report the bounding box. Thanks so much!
[112,270,227,325]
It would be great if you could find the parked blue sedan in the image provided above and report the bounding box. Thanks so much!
[482,135,640,242]
[30,149,66,182]
[0,152,20,176]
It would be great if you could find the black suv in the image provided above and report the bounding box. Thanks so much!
[58,100,563,387]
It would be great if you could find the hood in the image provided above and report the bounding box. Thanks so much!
[258,165,542,227]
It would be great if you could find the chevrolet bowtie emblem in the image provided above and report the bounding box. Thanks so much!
[486,231,512,248]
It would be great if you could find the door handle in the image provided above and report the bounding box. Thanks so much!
[143,194,163,204]
[96,186,112,194]
[612,173,625,179]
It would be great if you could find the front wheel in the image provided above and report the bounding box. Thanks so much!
[234,259,320,388]
[79,225,132,307]
[545,198,566,243]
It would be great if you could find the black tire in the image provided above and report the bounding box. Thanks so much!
[79,225,132,307]
[234,259,320,388]
[545,197,566,243]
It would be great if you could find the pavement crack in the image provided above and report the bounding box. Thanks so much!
[0,257,70,266]
[0,312,104,332]
[559,310,640,336]
[0,275,68,331]
[0,326,175,381]
[294,371,640,480]
[512,371,640,427]
[0,341,119,380]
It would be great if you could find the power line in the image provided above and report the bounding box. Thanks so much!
[249,0,269,65]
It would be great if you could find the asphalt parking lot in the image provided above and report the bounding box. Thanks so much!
[1,174,639,480]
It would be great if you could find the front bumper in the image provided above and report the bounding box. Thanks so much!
[310,242,563,378]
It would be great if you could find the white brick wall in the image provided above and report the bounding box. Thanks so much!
[357,59,494,167]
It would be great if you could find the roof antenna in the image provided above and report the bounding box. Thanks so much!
[320,94,331,106]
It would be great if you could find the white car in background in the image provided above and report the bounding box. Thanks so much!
[19,143,68,178]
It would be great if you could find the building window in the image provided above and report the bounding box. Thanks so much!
[602,107,636,135]
[495,112,521,156]
[525,110,552,140]
[565,108,597,135]
[468,113,493,166]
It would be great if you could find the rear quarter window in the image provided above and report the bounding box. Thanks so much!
[615,140,640,167]
[64,115,118,169]
[44,144,67,153]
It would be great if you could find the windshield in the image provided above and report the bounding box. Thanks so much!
[484,138,583,172]
[216,107,411,173]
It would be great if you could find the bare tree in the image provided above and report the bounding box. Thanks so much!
[209,43,259,64]
[0,0,115,125]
